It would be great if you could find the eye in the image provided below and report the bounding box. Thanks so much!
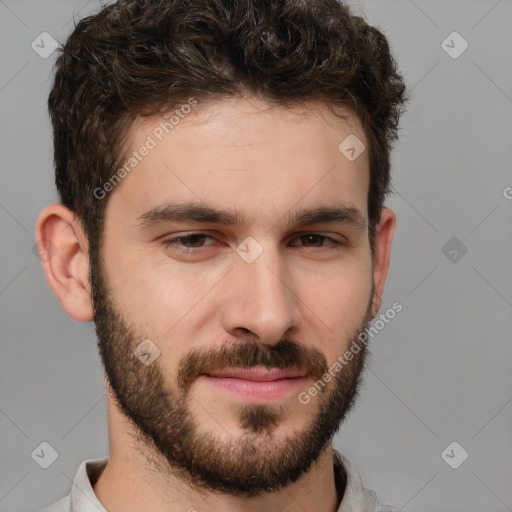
[161,233,217,252]
[290,234,344,248]
[160,232,345,257]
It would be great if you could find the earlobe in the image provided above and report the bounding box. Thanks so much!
[35,203,94,322]
[370,207,396,318]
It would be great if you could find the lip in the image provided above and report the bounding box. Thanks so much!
[199,367,307,403]
[205,367,306,381]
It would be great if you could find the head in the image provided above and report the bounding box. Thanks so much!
[36,0,408,497]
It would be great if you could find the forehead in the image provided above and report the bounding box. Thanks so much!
[107,96,370,226]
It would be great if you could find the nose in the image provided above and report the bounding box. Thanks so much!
[221,243,303,345]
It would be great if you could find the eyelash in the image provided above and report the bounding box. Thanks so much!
[160,232,345,253]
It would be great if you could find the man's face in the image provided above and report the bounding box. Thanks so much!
[91,97,375,495]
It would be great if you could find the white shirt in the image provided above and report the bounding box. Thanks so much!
[40,450,400,512]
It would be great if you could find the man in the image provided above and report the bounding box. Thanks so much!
[36,0,408,510]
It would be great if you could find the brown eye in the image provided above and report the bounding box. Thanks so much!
[290,234,343,248]
[161,233,216,251]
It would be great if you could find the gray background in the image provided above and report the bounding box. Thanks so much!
[1,0,511,511]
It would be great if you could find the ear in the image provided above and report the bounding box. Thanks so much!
[370,207,396,318]
[35,203,93,322]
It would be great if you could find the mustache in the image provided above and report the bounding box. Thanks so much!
[177,339,328,392]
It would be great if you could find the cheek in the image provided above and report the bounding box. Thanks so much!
[293,258,372,351]
[110,259,226,359]
[316,272,371,316]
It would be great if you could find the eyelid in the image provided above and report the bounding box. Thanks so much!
[161,232,218,249]
[291,231,346,245]
[161,231,346,251]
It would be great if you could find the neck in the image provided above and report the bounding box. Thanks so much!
[93,443,343,512]
[94,390,344,512]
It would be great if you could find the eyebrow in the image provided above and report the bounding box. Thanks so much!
[135,202,366,231]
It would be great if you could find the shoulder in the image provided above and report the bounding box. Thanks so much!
[37,456,108,512]
[38,494,71,512]
[334,449,403,512]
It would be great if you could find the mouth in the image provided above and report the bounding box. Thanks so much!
[199,367,308,403]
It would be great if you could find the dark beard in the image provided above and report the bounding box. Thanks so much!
[90,246,372,496]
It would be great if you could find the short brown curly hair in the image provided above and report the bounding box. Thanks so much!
[48,0,408,255]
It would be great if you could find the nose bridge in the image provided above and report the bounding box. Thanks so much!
[223,239,302,341]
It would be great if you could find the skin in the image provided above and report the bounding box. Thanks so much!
[36,96,395,512]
